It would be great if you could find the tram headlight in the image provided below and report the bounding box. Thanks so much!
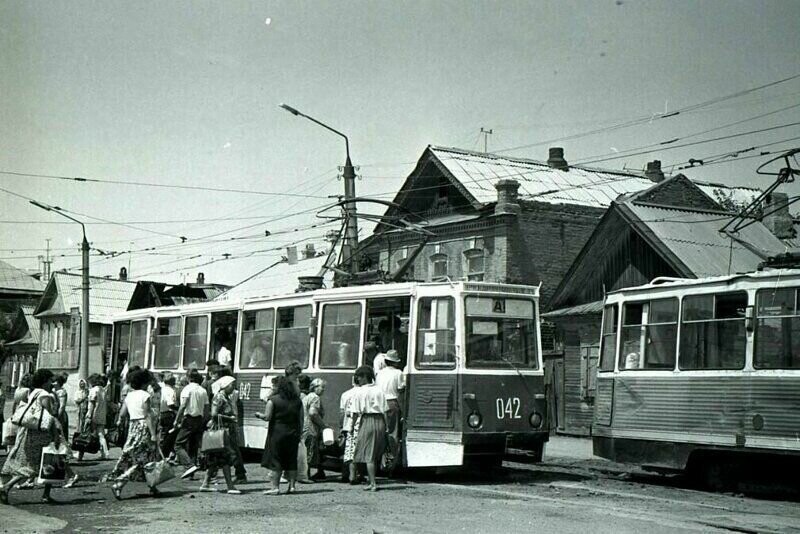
[529,412,543,428]
[467,412,482,429]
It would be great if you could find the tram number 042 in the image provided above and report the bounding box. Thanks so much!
[239,382,252,400]
[496,397,521,419]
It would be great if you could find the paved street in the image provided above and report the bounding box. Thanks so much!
[2,436,799,534]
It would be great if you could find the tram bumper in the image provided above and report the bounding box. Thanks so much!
[463,431,549,458]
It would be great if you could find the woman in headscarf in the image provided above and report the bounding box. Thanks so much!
[256,375,302,495]
[302,378,327,481]
[0,369,62,504]
[198,375,242,494]
[74,378,89,434]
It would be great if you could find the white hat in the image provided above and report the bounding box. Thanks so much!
[384,349,401,364]
[214,375,236,392]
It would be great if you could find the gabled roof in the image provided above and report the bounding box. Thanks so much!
[217,251,333,301]
[5,304,40,346]
[34,272,138,321]
[548,175,792,311]
[0,260,46,295]
[376,146,761,232]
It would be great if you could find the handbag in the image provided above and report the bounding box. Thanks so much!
[144,448,175,488]
[38,442,69,485]
[2,419,17,446]
[11,391,55,431]
[200,417,228,454]
[71,431,101,454]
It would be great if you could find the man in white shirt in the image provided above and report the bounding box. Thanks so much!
[375,350,405,472]
[172,369,209,478]
[217,343,232,369]
[159,372,179,457]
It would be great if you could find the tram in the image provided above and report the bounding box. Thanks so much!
[593,270,800,484]
[110,281,548,468]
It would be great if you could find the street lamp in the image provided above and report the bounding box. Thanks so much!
[30,200,90,381]
[279,103,359,275]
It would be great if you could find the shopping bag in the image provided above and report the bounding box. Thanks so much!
[2,419,17,446]
[71,431,100,454]
[144,460,176,488]
[11,391,52,431]
[38,442,69,485]
[200,428,228,454]
[322,427,335,446]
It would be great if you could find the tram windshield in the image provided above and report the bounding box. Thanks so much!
[465,296,538,369]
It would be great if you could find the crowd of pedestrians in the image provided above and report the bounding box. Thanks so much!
[0,346,405,505]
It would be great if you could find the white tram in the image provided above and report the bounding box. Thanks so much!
[110,281,549,468]
[593,270,800,484]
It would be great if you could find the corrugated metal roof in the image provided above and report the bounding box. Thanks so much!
[50,272,138,318]
[20,304,40,344]
[431,146,657,208]
[429,146,762,210]
[625,204,789,277]
[542,300,604,318]
[0,260,46,293]
[218,253,333,301]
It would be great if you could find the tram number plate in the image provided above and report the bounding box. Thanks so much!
[239,382,252,400]
[496,397,521,419]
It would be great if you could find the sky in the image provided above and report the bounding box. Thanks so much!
[1,0,799,286]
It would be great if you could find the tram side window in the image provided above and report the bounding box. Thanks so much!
[755,287,800,369]
[129,320,148,368]
[274,305,312,369]
[154,318,181,369]
[241,309,274,369]
[416,297,456,369]
[644,298,678,369]
[319,303,362,369]
[183,316,209,370]
[619,302,644,370]
[599,305,618,372]
[679,292,747,370]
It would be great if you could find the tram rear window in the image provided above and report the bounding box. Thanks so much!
[754,288,800,369]
[154,317,181,369]
[679,292,746,370]
[416,297,456,369]
[465,297,537,369]
[273,305,312,369]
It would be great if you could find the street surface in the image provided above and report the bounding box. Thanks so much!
[1,434,799,534]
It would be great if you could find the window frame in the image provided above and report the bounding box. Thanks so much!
[463,296,538,370]
[618,297,679,372]
[272,304,313,370]
[599,304,618,372]
[753,286,800,370]
[678,291,748,371]
[182,314,210,371]
[430,253,449,282]
[464,249,485,282]
[317,301,365,370]
[239,308,276,370]
[415,296,457,370]
[153,316,183,370]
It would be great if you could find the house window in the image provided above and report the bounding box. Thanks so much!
[430,253,448,281]
[464,250,485,281]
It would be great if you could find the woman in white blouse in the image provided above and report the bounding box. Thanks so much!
[349,365,389,491]
[108,369,160,500]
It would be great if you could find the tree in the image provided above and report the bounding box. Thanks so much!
[711,188,762,218]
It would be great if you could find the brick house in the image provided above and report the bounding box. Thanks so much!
[543,175,795,435]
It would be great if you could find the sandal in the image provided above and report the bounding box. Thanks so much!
[64,475,80,489]
[262,488,280,495]
[198,486,218,492]
[226,489,242,495]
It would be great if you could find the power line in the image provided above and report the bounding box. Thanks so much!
[493,73,800,154]
[0,170,332,199]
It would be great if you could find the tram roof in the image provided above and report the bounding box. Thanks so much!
[606,268,800,299]
[107,280,540,321]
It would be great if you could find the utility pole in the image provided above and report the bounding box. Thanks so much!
[480,127,493,153]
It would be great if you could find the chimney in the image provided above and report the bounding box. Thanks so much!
[196,272,205,284]
[547,147,568,171]
[302,243,316,260]
[762,192,796,239]
[119,267,127,281]
[495,179,521,216]
[645,160,665,183]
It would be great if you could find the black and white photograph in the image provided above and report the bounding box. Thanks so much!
[1,1,799,532]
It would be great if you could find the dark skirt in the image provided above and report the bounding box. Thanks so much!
[261,423,299,472]
[353,413,387,464]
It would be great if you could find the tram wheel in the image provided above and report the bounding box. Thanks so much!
[688,454,736,492]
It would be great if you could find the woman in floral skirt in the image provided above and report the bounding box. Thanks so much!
[109,369,160,499]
